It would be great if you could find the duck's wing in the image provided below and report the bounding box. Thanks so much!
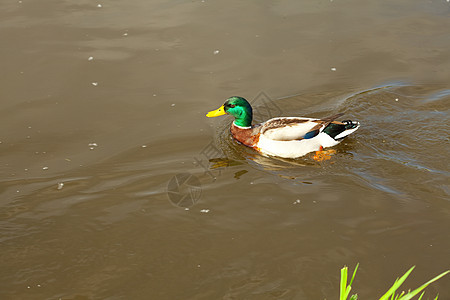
[261,113,344,141]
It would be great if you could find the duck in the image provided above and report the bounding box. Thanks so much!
[206,96,360,159]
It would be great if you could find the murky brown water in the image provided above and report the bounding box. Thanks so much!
[1,0,449,299]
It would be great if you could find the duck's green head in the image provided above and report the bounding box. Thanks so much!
[206,96,253,127]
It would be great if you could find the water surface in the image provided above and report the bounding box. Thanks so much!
[1,0,449,299]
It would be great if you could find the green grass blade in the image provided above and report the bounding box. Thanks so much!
[379,266,415,300]
[345,286,352,299]
[340,265,359,300]
[397,270,449,300]
[349,263,359,287]
[417,291,425,300]
[340,266,348,300]
[338,265,447,300]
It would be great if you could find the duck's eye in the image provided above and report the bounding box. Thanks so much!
[228,104,235,108]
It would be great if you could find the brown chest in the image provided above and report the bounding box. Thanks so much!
[230,124,260,148]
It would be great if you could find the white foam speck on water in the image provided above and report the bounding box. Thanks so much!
[141,145,147,148]
[293,199,301,204]
[395,98,399,101]
[88,56,94,61]
[331,67,337,71]
[91,82,98,86]
[88,143,98,150]
[213,50,220,55]
[123,32,128,36]
[171,103,176,107]
[57,182,64,190]
[42,167,49,170]
[200,209,210,213]
[97,4,102,8]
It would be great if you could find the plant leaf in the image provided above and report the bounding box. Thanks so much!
[379,266,415,300]
[417,291,425,300]
[397,270,449,300]
[349,263,359,287]
[340,266,348,300]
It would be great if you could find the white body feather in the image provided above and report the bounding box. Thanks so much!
[257,131,339,158]
[255,117,359,158]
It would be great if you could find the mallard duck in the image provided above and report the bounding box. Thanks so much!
[206,96,360,159]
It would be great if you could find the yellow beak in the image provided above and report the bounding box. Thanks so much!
[206,105,227,117]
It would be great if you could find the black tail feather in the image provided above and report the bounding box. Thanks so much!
[323,120,359,139]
